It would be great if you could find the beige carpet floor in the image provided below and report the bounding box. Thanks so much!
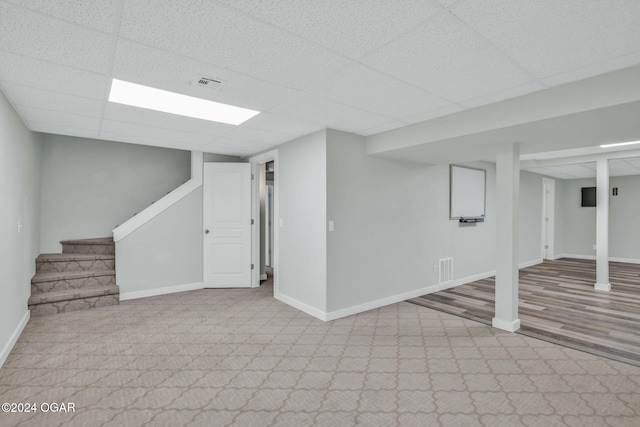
[1,281,639,426]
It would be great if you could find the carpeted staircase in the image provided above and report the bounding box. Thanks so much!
[28,237,120,316]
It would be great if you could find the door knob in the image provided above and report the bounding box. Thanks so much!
[205,229,210,234]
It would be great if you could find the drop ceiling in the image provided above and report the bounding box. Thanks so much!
[1,0,640,158]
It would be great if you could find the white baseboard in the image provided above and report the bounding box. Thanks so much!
[260,274,267,281]
[556,254,640,264]
[492,317,521,332]
[274,292,327,321]
[120,282,204,301]
[1,310,30,368]
[278,259,545,323]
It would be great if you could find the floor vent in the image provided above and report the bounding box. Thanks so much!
[439,257,453,283]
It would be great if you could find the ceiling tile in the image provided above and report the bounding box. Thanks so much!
[2,82,103,117]
[119,0,350,90]
[361,120,409,136]
[241,112,322,138]
[27,121,99,139]
[0,2,111,73]
[306,63,452,119]
[219,127,294,146]
[99,131,204,151]
[217,0,443,58]
[16,105,100,131]
[0,52,108,99]
[100,119,210,145]
[459,81,547,109]
[621,157,640,168]
[542,51,640,87]
[271,92,391,134]
[4,0,119,33]
[103,103,234,137]
[402,104,465,126]
[361,13,534,102]
[112,40,299,112]
[451,0,640,79]
[434,0,461,8]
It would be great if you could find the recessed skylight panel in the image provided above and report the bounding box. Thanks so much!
[108,79,259,125]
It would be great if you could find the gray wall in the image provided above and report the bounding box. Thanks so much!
[0,90,42,364]
[519,171,544,263]
[610,175,640,260]
[39,135,190,253]
[558,175,640,260]
[278,130,327,311]
[559,178,597,257]
[116,188,203,294]
[324,130,543,313]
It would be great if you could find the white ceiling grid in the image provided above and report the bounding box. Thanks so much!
[1,0,640,159]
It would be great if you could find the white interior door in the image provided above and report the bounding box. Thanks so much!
[203,163,252,288]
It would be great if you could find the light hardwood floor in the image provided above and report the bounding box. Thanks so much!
[409,258,640,366]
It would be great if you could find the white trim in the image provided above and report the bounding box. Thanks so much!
[275,292,327,321]
[249,150,279,298]
[492,317,521,332]
[0,310,29,368]
[594,282,612,291]
[276,260,544,322]
[120,282,204,301]
[251,162,260,288]
[260,274,267,281]
[113,151,203,242]
[555,254,640,264]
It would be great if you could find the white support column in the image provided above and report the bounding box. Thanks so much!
[595,158,611,291]
[493,143,521,332]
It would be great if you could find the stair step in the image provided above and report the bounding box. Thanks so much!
[36,253,115,273]
[28,285,120,316]
[31,270,115,294]
[61,237,114,255]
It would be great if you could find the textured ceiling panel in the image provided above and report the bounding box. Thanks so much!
[103,103,234,137]
[401,104,464,127]
[17,105,100,131]
[112,40,299,112]
[2,82,103,118]
[1,1,640,159]
[4,0,119,33]
[100,119,211,145]
[217,0,443,58]
[0,2,111,73]
[0,52,107,99]
[27,121,99,139]
[451,0,640,79]
[459,81,547,109]
[218,127,294,146]
[361,13,534,102]
[99,131,204,151]
[241,112,322,139]
[306,63,452,120]
[120,0,349,90]
[271,92,391,134]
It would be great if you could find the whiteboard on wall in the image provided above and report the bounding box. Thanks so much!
[450,164,486,220]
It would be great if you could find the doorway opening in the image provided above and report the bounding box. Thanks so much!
[250,151,278,296]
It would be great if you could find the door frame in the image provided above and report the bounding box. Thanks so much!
[541,177,556,260]
[249,150,279,295]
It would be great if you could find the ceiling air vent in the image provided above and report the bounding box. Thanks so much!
[193,77,224,90]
